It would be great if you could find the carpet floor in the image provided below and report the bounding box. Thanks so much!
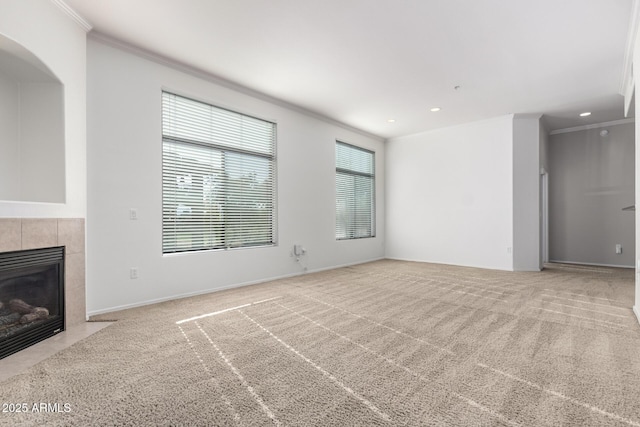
[0,260,639,426]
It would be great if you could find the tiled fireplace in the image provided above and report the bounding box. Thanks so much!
[0,219,86,335]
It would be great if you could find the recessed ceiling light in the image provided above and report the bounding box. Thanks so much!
[387,119,396,123]
[430,107,441,112]
[579,112,591,117]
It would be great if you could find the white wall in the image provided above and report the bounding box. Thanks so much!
[385,116,514,270]
[0,76,65,203]
[512,115,541,271]
[86,38,385,315]
[0,71,21,201]
[0,0,86,218]
[20,83,65,203]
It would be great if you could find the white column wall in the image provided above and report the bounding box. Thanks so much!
[513,115,541,271]
[635,27,640,322]
[0,0,87,218]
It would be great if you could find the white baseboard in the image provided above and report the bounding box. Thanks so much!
[86,257,385,318]
[384,256,513,272]
[634,306,640,327]
[549,260,634,269]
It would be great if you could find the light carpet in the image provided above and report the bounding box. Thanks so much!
[0,260,639,426]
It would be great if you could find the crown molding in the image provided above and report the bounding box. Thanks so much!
[50,0,92,32]
[549,118,635,135]
[620,0,639,95]
[88,32,384,142]
[513,113,543,120]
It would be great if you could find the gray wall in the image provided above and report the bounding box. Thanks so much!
[549,122,635,267]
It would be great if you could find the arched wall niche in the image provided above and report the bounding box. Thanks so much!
[0,33,65,203]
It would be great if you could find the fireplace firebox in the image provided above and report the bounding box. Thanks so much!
[0,246,65,359]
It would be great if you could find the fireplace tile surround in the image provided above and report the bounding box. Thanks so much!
[0,218,85,327]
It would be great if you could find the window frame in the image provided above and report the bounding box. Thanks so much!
[335,140,376,240]
[161,91,277,255]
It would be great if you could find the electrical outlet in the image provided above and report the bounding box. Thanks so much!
[130,267,138,279]
[507,247,512,255]
[130,208,138,220]
[615,244,622,254]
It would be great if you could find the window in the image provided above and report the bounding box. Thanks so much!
[162,92,276,254]
[335,141,375,239]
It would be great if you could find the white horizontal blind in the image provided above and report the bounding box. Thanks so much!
[162,92,276,253]
[335,141,375,239]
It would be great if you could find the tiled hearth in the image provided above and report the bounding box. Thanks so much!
[0,218,86,327]
[0,220,108,381]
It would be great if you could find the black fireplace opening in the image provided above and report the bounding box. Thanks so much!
[0,246,65,359]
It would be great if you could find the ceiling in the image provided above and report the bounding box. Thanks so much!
[63,0,633,139]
